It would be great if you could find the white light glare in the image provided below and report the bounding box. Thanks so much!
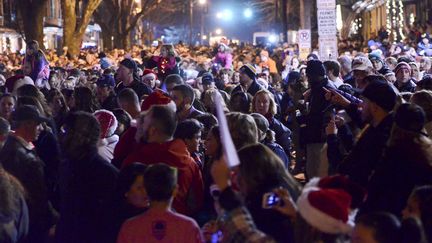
[244,8,252,18]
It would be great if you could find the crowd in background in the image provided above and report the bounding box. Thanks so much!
[0,34,432,243]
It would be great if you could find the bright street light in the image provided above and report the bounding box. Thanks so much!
[215,28,223,35]
[268,34,278,43]
[216,9,233,21]
[202,35,208,40]
[198,0,206,5]
[244,8,253,18]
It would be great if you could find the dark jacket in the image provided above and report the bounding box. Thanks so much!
[305,78,334,144]
[395,79,417,93]
[0,178,29,243]
[359,140,432,217]
[115,81,152,100]
[232,80,263,97]
[264,141,290,169]
[0,135,57,243]
[335,114,394,187]
[56,148,119,243]
[269,117,292,160]
[100,94,119,112]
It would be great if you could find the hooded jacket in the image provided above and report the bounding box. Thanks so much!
[122,139,204,216]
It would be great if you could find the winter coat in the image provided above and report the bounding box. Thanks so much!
[0,135,57,243]
[56,148,119,243]
[335,114,394,188]
[359,138,432,217]
[122,139,204,216]
[214,52,233,69]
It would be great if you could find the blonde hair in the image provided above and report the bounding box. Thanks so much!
[226,112,258,150]
[251,89,278,116]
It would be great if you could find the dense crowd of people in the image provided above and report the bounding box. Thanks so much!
[0,36,432,243]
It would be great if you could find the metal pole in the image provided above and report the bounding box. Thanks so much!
[189,0,193,45]
[200,6,204,45]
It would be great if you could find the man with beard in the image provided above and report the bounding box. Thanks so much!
[326,76,397,187]
[232,64,263,96]
[171,84,203,122]
[121,105,204,216]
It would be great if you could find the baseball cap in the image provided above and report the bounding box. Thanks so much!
[12,105,49,123]
[201,72,214,85]
[352,56,373,71]
[96,74,115,87]
[361,79,397,112]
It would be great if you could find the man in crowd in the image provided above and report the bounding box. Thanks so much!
[323,60,344,88]
[122,105,204,216]
[394,62,417,92]
[0,105,57,243]
[232,64,263,96]
[96,74,118,111]
[171,84,203,121]
[304,59,334,178]
[326,77,397,187]
[115,58,152,99]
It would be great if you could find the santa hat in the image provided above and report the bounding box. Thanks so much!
[297,187,353,234]
[142,69,157,80]
[296,175,367,234]
[94,109,118,138]
[140,89,176,114]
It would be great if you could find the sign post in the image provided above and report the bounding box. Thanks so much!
[298,29,311,60]
[317,0,338,60]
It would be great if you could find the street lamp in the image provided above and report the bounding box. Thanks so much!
[198,0,206,4]
[202,35,208,40]
[244,8,252,19]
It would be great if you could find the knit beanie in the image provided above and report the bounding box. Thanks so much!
[306,60,326,77]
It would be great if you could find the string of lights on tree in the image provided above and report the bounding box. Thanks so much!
[386,0,405,42]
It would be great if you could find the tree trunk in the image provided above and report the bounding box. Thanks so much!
[62,0,102,58]
[101,29,113,51]
[300,0,312,29]
[16,0,48,47]
[121,32,131,50]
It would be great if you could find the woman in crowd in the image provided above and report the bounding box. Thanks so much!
[94,109,119,163]
[46,89,69,133]
[251,112,290,169]
[0,93,15,121]
[22,40,50,89]
[231,144,300,242]
[402,185,432,242]
[71,86,100,113]
[252,89,292,158]
[229,91,252,114]
[202,88,229,115]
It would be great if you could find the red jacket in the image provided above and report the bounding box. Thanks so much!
[122,139,204,216]
[112,126,138,169]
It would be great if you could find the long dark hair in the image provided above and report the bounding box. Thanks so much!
[61,111,100,160]
[237,143,301,200]
[73,86,100,113]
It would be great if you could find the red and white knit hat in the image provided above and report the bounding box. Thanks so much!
[296,176,366,234]
[94,109,118,138]
[140,89,176,114]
